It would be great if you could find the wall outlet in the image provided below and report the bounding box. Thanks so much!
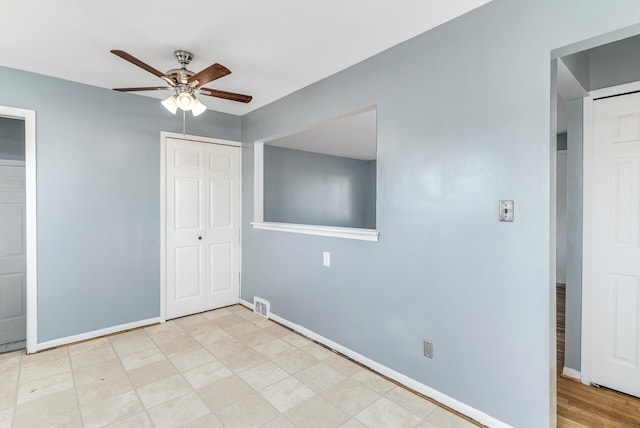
[499,200,514,222]
[323,251,331,267]
[423,340,433,359]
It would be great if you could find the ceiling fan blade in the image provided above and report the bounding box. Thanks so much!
[188,63,231,87]
[111,50,175,86]
[113,86,169,92]
[200,88,252,103]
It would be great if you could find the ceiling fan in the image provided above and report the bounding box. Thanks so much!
[111,49,252,116]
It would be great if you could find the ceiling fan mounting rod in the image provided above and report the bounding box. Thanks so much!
[174,50,193,67]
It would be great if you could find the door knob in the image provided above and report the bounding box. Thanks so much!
[198,236,202,240]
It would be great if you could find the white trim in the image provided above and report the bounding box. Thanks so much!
[159,132,242,323]
[589,80,640,100]
[251,221,379,242]
[0,160,25,167]
[0,106,37,354]
[34,317,161,352]
[581,95,594,386]
[251,307,511,427]
[562,367,581,381]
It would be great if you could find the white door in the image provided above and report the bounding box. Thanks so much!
[590,92,640,397]
[0,165,26,348]
[165,138,240,319]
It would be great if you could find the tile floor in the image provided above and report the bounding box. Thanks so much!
[0,305,479,428]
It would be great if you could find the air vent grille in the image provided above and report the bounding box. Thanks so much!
[253,297,270,318]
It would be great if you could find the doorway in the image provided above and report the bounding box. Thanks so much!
[160,132,241,321]
[0,106,37,354]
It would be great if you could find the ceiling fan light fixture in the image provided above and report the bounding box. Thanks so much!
[192,99,207,117]
[177,91,195,111]
[161,95,178,114]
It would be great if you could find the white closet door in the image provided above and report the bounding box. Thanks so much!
[166,138,240,319]
[0,165,26,346]
[591,92,640,398]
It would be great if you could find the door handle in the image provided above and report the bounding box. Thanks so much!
[198,236,202,240]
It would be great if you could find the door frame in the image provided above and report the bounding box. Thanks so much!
[0,106,37,353]
[160,131,242,322]
[581,80,640,386]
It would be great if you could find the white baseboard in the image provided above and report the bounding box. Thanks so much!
[240,299,510,428]
[562,367,581,380]
[34,317,161,353]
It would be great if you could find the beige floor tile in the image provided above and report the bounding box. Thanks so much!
[209,313,245,328]
[182,360,232,389]
[261,416,295,428]
[0,370,18,390]
[222,321,262,338]
[73,359,126,387]
[157,336,203,358]
[285,395,350,427]
[220,348,266,372]
[254,338,296,360]
[295,362,346,392]
[70,345,117,369]
[237,330,279,348]
[235,309,260,320]
[197,375,254,411]
[260,377,316,412]
[0,408,12,428]
[385,386,439,419]
[322,378,380,415]
[174,313,209,328]
[281,332,312,348]
[67,337,111,356]
[127,359,178,389]
[81,390,143,428]
[301,342,335,360]
[111,337,157,358]
[216,392,280,428]
[181,320,221,337]
[324,354,363,377]
[238,361,289,390]
[136,374,192,408]
[261,324,292,338]
[105,412,152,428]
[147,391,210,428]
[19,356,71,384]
[148,328,190,346]
[339,419,367,428]
[76,370,133,407]
[272,348,319,375]
[181,413,225,428]
[421,406,477,428]
[25,409,82,428]
[193,329,233,347]
[120,347,166,371]
[352,370,395,394]
[144,320,181,336]
[17,371,74,404]
[21,347,68,368]
[170,348,216,373]
[355,397,421,428]
[13,389,78,427]
[108,329,148,344]
[202,308,233,320]
[0,387,15,411]
[207,337,248,359]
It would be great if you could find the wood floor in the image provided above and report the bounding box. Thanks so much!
[556,285,640,427]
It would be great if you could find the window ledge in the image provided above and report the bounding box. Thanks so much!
[251,222,379,241]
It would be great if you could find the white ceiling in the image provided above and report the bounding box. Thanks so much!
[0,0,491,116]
[265,108,377,160]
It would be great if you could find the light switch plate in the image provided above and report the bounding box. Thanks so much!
[499,200,514,222]
[323,251,331,267]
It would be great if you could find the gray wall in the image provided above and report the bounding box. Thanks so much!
[0,66,241,342]
[557,132,567,151]
[0,117,25,160]
[263,145,375,229]
[590,33,640,90]
[240,1,640,427]
[565,99,583,373]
